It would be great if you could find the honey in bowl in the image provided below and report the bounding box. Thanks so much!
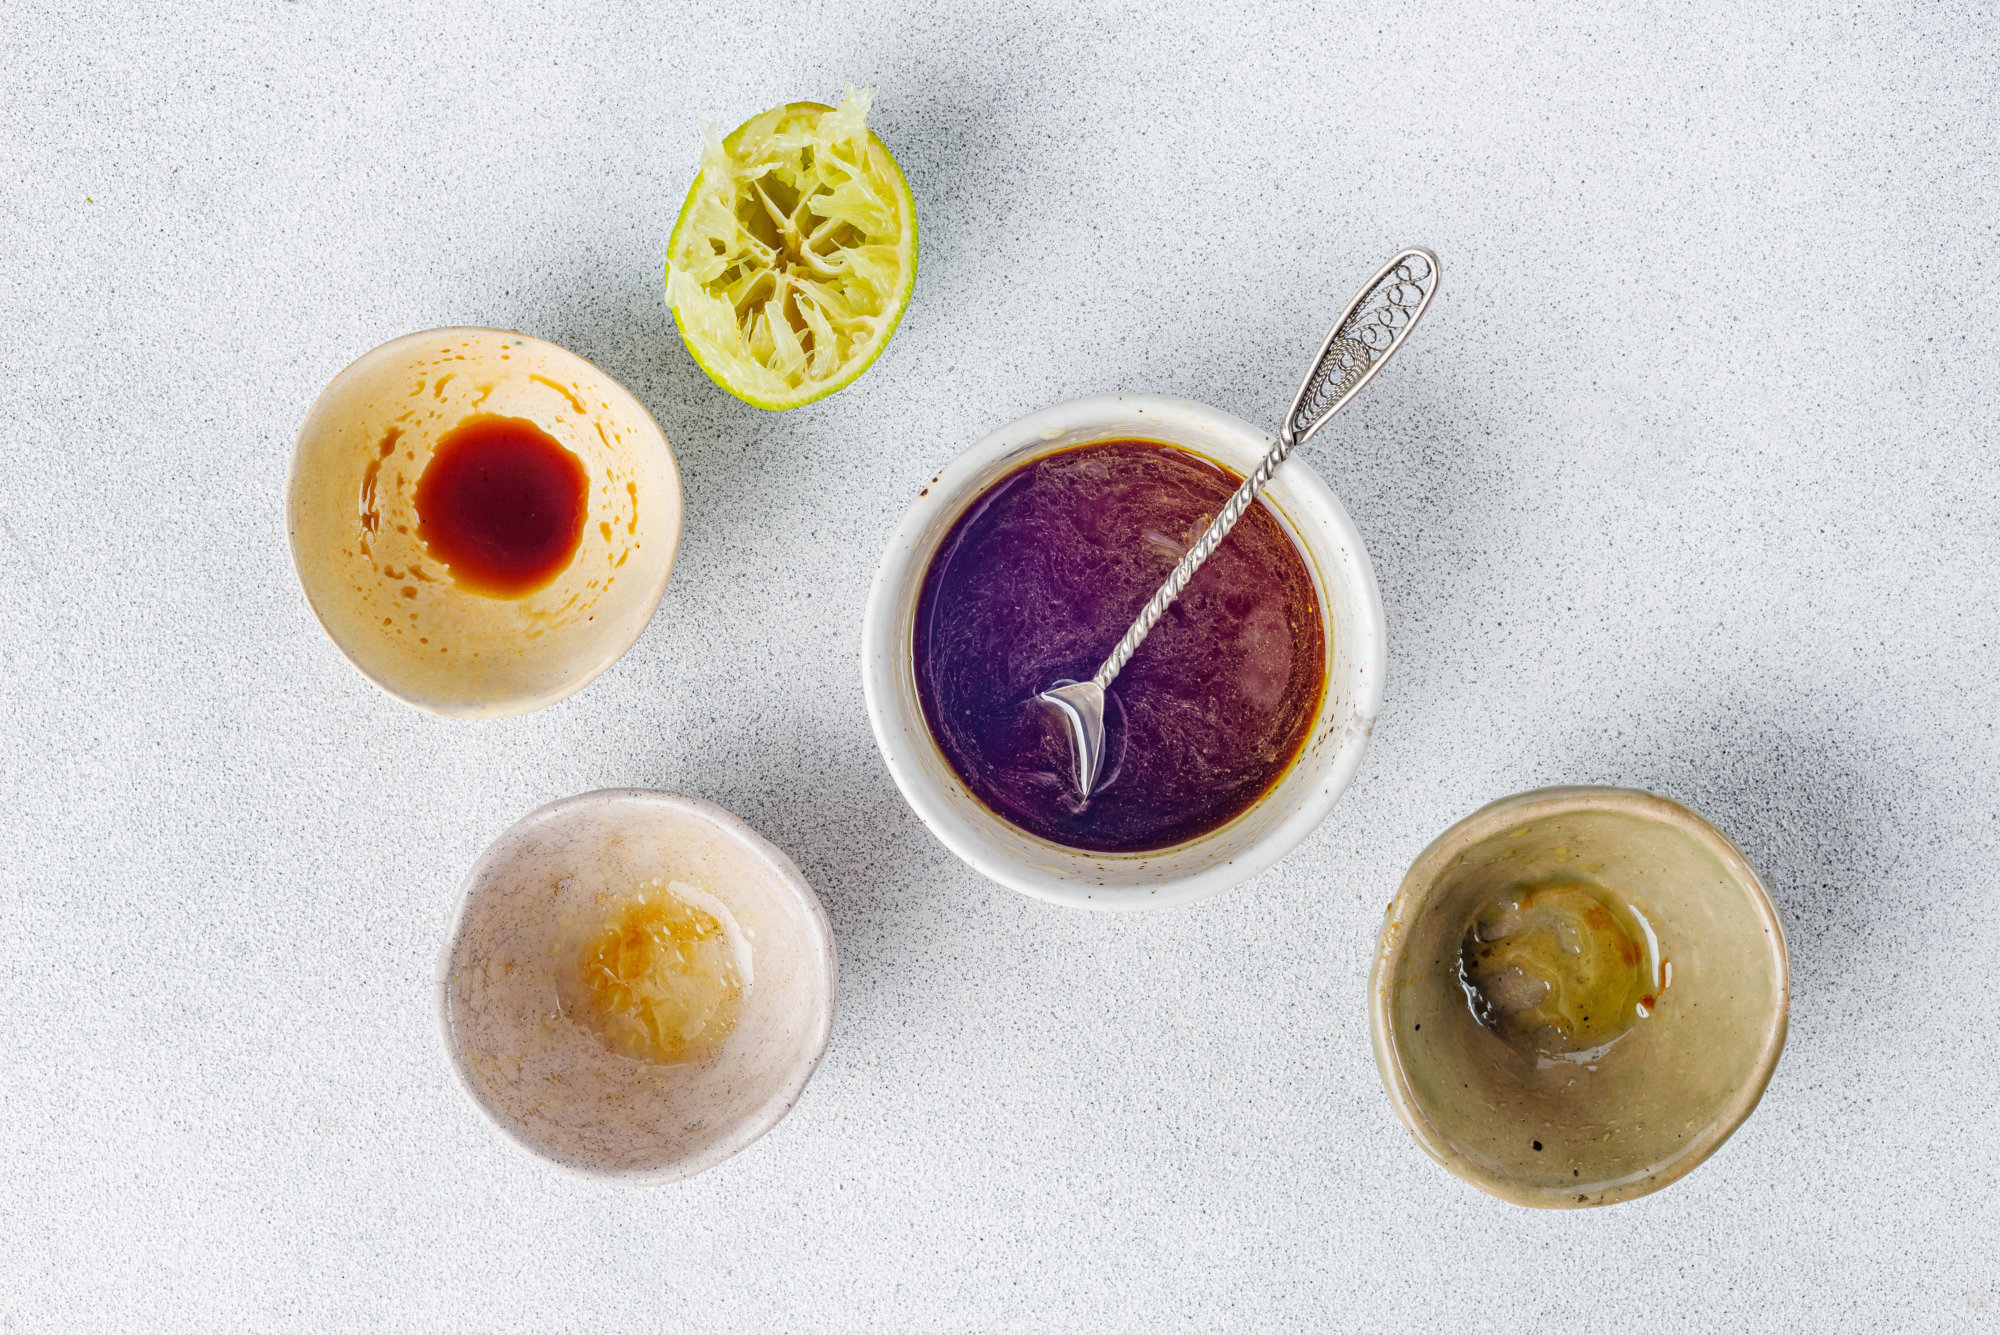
[557,878,748,1066]
[438,790,836,1180]
[1458,881,1666,1059]
[914,440,1326,852]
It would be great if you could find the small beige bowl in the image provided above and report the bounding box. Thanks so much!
[436,789,837,1183]
[1370,786,1789,1208]
[288,328,683,717]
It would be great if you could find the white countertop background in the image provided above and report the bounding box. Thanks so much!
[4,0,1997,1329]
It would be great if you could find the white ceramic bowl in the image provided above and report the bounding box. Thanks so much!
[861,394,1386,909]
[288,328,683,717]
[436,790,837,1183]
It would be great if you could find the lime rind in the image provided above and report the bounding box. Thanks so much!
[666,89,918,410]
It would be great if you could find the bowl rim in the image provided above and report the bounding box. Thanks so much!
[433,787,839,1184]
[859,391,1386,910]
[286,326,684,719]
[1368,784,1792,1208]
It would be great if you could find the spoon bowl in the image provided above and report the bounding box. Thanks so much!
[1037,679,1107,797]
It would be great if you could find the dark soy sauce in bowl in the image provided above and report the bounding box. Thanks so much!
[914,440,1326,853]
[414,413,589,598]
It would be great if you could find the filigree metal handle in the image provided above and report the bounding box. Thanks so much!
[1087,248,1439,692]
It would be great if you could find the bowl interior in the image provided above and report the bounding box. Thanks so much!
[863,394,1384,909]
[1372,788,1789,1207]
[437,790,836,1182]
[288,328,683,717]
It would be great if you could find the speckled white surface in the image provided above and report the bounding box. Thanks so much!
[3,1,1996,1330]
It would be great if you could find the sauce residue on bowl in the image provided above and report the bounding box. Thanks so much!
[556,878,747,1066]
[914,439,1326,852]
[1458,881,1667,1062]
[413,413,587,597]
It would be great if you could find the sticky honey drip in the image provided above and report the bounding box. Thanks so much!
[560,880,743,1065]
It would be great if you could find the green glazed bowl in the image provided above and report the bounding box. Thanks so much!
[1370,787,1789,1208]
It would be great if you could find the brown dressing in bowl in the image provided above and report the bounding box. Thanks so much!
[914,440,1326,852]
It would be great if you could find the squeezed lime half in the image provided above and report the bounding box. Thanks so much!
[665,89,918,410]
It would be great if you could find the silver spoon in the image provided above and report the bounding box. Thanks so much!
[1038,247,1440,799]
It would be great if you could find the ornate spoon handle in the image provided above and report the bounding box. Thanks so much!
[1091,247,1439,691]
[1039,248,1439,799]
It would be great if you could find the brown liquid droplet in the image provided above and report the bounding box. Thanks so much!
[530,374,586,414]
[358,427,401,536]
